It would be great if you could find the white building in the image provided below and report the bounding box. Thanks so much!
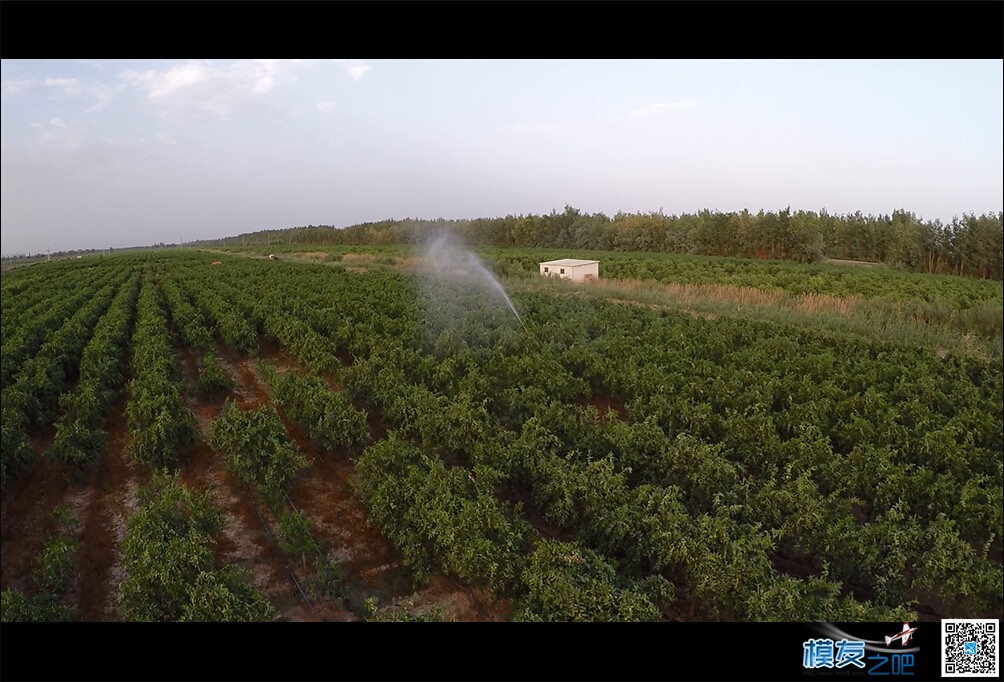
[539,258,599,282]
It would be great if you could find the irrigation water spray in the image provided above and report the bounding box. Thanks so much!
[422,232,527,332]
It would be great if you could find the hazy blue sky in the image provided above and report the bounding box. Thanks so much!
[2,59,1002,255]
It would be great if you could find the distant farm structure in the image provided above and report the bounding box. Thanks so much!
[539,259,599,282]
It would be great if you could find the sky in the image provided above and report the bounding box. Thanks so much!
[1,59,1002,255]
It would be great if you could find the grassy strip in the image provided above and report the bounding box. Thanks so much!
[519,276,1001,361]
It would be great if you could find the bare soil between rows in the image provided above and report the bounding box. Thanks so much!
[0,342,509,621]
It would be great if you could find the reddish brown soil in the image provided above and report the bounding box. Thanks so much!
[0,361,144,620]
[179,347,306,619]
[575,392,628,420]
[213,348,508,620]
[3,340,509,622]
[364,410,389,443]
[0,453,66,595]
[75,391,141,620]
[502,483,572,544]
[260,341,302,373]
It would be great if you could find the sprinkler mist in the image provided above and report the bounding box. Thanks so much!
[421,232,527,332]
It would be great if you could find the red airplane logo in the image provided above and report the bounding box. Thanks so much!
[885,622,918,646]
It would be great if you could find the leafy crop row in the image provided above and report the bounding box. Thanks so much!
[148,251,1000,619]
[1,265,124,389]
[209,400,308,510]
[1,278,123,484]
[118,469,273,621]
[175,273,258,355]
[264,366,369,454]
[50,274,141,465]
[124,275,196,467]
[4,250,997,620]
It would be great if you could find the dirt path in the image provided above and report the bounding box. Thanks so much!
[218,350,359,620]
[249,349,511,621]
[2,338,510,621]
[0,386,142,621]
[177,346,305,619]
[75,391,141,620]
[0,433,66,595]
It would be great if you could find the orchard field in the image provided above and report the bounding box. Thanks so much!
[1,247,1001,622]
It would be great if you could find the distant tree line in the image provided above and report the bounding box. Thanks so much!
[204,207,1003,280]
[1,247,122,268]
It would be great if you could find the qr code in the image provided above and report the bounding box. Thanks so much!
[943,619,999,677]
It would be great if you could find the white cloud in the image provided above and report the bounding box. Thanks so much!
[84,84,119,113]
[32,128,85,157]
[45,78,83,95]
[628,100,699,118]
[5,77,119,111]
[31,118,82,148]
[2,79,34,96]
[253,75,275,94]
[76,59,108,71]
[317,101,337,113]
[333,59,371,81]
[247,59,286,93]
[127,63,209,100]
[20,124,165,170]
[502,122,557,134]
[122,59,309,120]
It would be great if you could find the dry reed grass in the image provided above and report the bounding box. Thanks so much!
[587,278,861,316]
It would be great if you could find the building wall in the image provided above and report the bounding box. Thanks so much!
[539,262,599,282]
[571,262,599,282]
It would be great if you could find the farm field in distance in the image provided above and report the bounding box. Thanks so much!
[2,246,1001,622]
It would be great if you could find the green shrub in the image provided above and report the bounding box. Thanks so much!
[118,469,271,622]
[365,596,445,622]
[179,566,275,622]
[33,535,78,594]
[209,400,308,510]
[278,509,319,557]
[310,551,347,601]
[0,589,74,622]
[196,353,233,399]
[514,540,661,622]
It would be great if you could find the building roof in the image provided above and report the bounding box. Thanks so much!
[539,259,599,267]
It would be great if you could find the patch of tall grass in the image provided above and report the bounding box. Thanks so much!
[519,276,1002,362]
